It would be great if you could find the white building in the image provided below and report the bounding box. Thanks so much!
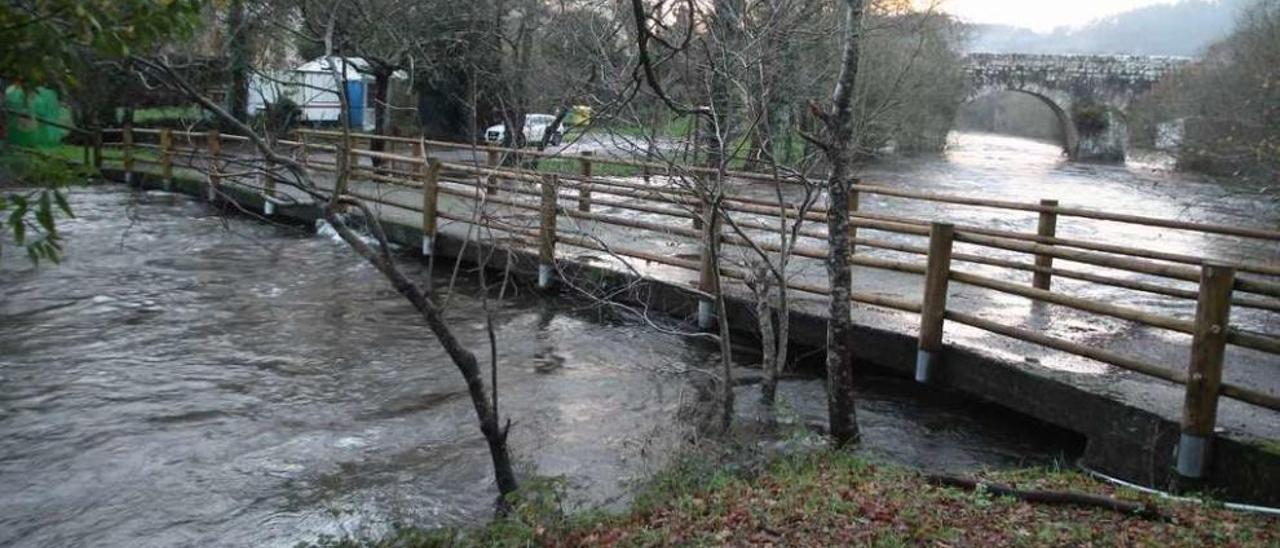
[248,57,404,132]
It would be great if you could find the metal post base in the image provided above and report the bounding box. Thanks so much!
[915,349,939,383]
[1176,433,1210,479]
[264,201,276,216]
[697,300,715,330]
[421,236,434,256]
[537,264,554,289]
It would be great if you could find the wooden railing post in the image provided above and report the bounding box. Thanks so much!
[121,123,133,181]
[347,137,358,178]
[160,128,174,189]
[696,204,722,330]
[260,148,276,216]
[916,222,955,383]
[298,130,309,167]
[206,129,221,201]
[1033,199,1059,290]
[1177,263,1235,480]
[412,139,424,177]
[486,149,501,194]
[849,178,861,257]
[421,158,442,256]
[538,174,559,288]
[692,177,706,231]
[577,151,594,212]
[92,128,103,171]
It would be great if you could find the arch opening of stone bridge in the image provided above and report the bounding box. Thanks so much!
[961,53,1189,163]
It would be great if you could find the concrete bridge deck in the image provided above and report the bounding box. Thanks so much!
[100,143,1280,505]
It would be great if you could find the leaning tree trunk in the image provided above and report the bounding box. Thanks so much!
[821,0,867,447]
[132,28,524,504]
[321,207,520,499]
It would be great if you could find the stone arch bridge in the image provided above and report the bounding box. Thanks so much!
[962,53,1191,162]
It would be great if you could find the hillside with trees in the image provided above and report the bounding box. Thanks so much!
[1132,0,1280,183]
[967,0,1253,56]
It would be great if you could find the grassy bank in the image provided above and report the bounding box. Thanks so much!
[306,449,1278,547]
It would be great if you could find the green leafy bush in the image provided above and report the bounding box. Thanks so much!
[1072,103,1111,136]
[0,148,87,264]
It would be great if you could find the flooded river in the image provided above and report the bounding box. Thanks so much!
[1,193,1071,546]
[0,132,1271,546]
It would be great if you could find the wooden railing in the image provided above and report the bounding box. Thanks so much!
[98,126,1280,479]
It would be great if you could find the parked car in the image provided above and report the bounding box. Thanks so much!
[484,114,564,146]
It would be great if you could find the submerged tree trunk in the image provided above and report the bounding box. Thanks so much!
[821,0,867,447]
[753,267,778,408]
[699,197,735,432]
[774,280,789,403]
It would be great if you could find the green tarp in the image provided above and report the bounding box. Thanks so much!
[4,86,70,148]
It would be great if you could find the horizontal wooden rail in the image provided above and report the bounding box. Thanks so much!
[954,230,1280,299]
[948,269,1280,356]
[952,270,1197,334]
[858,233,1280,313]
[946,310,1188,384]
[849,183,1280,242]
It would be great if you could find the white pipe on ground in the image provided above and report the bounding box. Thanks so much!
[1080,465,1280,516]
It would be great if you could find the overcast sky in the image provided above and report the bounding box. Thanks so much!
[941,0,1178,32]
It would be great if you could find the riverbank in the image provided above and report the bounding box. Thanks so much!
[304,444,1279,546]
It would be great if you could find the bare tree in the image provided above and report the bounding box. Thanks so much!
[1138,0,1279,187]
[798,0,867,446]
[128,3,524,502]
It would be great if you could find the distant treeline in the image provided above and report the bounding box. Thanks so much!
[1131,0,1279,182]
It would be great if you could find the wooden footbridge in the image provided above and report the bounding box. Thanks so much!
[82,125,1280,502]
